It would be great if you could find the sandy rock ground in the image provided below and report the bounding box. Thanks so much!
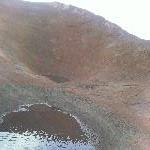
[0,0,149,149]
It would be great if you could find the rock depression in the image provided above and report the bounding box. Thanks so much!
[0,0,149,149]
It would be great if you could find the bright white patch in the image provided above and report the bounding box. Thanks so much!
[0,132,95,150]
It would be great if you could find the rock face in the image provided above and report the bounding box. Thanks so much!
[1,0,150,82]
[0,0,150,149]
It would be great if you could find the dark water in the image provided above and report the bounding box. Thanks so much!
[0,104,95,150]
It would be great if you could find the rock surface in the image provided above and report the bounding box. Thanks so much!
[0,0,150,149]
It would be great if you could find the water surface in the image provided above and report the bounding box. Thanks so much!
[0,104,95,150]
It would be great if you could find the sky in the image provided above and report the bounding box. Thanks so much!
[24,0,150,40]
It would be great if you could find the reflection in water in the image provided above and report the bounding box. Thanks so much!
[0,104,95,150]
